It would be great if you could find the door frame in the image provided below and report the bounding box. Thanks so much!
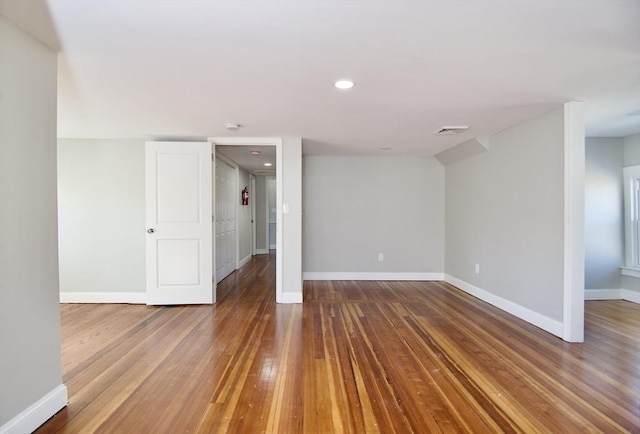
[209,137,283,302]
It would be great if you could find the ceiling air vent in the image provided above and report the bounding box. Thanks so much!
[434,126,469,135]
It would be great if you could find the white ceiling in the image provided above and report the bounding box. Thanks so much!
[217,145,277,176]
[2,0,639,156]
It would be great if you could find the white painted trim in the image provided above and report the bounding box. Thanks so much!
[303,272,444,281]
[623,165,640,267]
[269,244,277,250]
[276,291,302,304]
[562,101,585,343]
[621,267,640,278]
[275,141,284,304]
[60,292,146,304]
[584,289,623,300]
[445,275,564,338]
[255,248,269,255]
[0,384,67,434]
[211,145,217,302]
[238,254,252,268]
[622,289,640,304]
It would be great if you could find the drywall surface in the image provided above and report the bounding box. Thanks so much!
[445,107,565,322]
[584,138,624,290]
[281,138,303,298]
[58,139,146,294]
[255,176,267,251]
[624,134,640,166]
[0,15,66,429]
[238,167,251,261]
[303,156,444,273]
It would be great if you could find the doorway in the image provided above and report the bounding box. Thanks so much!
[209,137,283,302]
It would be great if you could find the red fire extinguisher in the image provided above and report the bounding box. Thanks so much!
[242,187,249,206]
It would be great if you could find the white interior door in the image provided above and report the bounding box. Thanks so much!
[145,141,213,305]
[215,156,237,283]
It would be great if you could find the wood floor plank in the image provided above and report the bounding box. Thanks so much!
[38,254,640,433]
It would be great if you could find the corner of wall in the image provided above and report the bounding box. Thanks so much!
[444,275,564,338]
[0,385,67,434]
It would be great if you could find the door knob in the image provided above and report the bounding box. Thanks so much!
[147,228,155,234]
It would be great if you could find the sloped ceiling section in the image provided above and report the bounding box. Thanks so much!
[1,0,639,155]
[435,137,490,166]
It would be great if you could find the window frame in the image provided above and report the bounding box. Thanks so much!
[623,165,640,270]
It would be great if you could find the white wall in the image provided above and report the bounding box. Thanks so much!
[303,156,444,277]
[445,107,566,325]
[280,137,303,300]
[0,16,67,431]
[624,134,640,166]
[583,134,639,302]
[255,176,268,252]
[267,176,276,249]
[57,139,146,299]
[238,167,251,263]
[584,138,624,290]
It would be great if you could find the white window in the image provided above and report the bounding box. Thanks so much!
[623,165,640,269]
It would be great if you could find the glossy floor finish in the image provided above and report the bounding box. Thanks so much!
[39,254,639,433]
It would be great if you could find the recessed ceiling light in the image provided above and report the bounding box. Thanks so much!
[225,123,240,130]
[264,163,272,167]
[334,79,355,90]
[250,150,260,155]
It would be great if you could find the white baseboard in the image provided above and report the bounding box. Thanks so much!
[444,274,563,338]
[0,384,67,434]
[269,244,277,250]
[622,289,640,303]
[255,249,269,255]
[584,288,640,304]
[60,292,146,304]
[238,254,252,268]
[584,289,622,300]
[303,272,444,281]
[277,291,303,304]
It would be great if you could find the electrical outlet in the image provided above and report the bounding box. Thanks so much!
[475,264,480,274]
[378,252,384,262]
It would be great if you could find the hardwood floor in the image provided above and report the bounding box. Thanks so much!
[38,253,639,433]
